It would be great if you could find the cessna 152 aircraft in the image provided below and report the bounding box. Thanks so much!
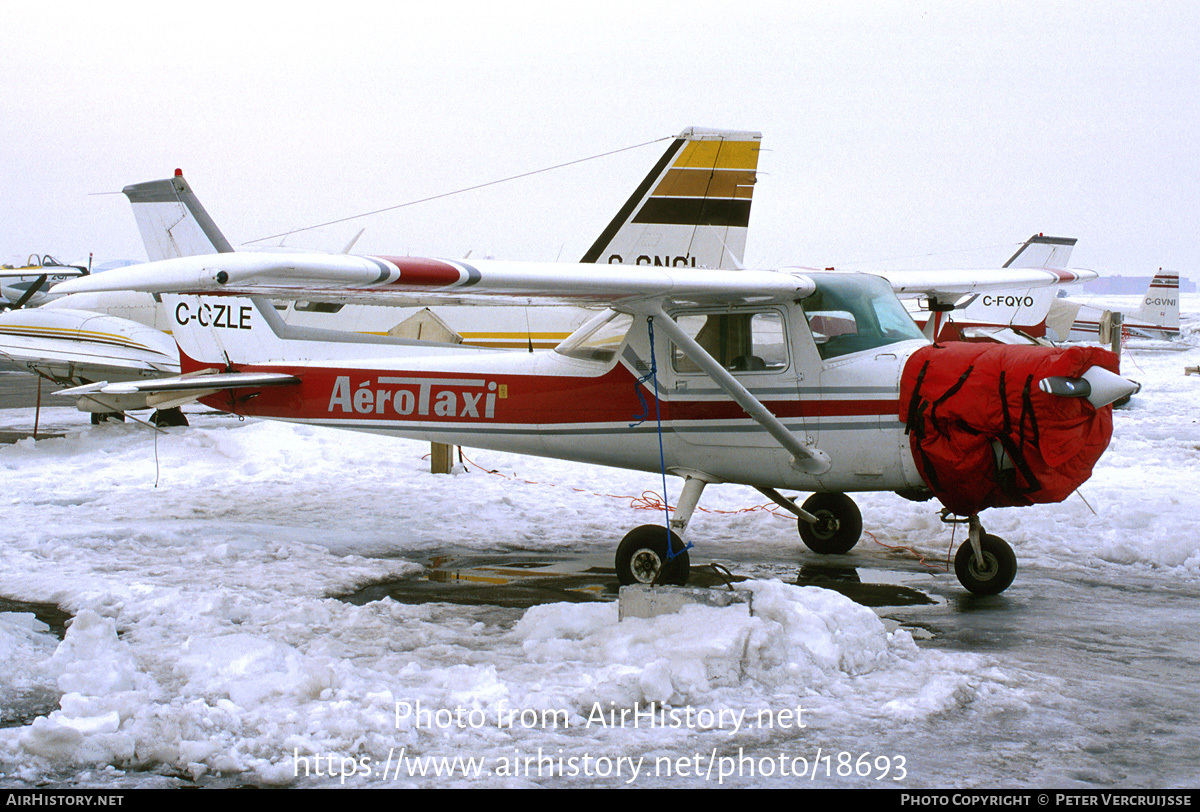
[54,250,1136,596]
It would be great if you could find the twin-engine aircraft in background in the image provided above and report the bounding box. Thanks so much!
[54,249,1136,596]
[0,128,763,421]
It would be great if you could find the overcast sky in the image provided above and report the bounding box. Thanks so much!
[3,2,1196,277]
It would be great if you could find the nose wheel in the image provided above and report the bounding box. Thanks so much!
[949,515,1017,595]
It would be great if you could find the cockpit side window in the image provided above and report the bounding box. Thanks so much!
[671,309,789,374]
[802,275,924,360]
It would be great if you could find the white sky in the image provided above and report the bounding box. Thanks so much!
[3,1,1197,276]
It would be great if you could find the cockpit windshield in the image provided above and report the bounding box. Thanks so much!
[554,310,633,363]
[802,274,925,360]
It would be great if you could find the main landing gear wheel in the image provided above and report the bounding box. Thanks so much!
[90,411,125,425]
[615,525,690,586]
[797,492,863,554]
[954,534,1017,595]
[151,407,189,427]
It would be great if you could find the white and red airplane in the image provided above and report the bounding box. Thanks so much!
[912,234,1078,343]
[1050,270,1181,343]
[54,252,1135,596]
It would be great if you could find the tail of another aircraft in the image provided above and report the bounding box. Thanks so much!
[1131,270,1180,336]
[580,127,761,270]
[123,170,234,262]
[1060,270,1180,342]
[1001,234,1076,270]
[957,234,1077,334]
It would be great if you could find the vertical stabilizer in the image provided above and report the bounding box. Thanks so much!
[580,127,761,269]
[1132,270,1180,334]
[123,170,234,262]
[1002,234,1076,270]
[959,235,1078,331]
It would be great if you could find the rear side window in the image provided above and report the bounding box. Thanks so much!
[671,310,789,374]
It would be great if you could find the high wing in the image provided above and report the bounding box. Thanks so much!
[56,251,1091,312]
[886,264,1096,343]
[861,235,1092,341]
[54,253,816,308]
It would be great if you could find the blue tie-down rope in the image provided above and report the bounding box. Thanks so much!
[628,316,692,564]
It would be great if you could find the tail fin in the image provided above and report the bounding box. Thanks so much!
[580,127,761,269]
[1132,270,1179,333]
[1002,234,1076,269]
[122,170,234,262]
[958,234,1078,331]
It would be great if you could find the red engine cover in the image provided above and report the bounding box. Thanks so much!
[899,342,1119,516]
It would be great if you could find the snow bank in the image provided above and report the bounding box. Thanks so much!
[1,576,998,785]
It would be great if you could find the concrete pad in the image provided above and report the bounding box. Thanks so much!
[618,584,748,621]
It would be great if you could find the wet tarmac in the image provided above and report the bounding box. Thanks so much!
[338,553,753,609]
[335,553,934,613]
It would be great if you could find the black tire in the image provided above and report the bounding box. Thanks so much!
[151,407,190,427]
[797,492,863,554]
[90,411,125,425]
[954,534,1017,595]
[614,525,690,586]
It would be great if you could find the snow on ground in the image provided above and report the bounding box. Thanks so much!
[0,308,1198,787]
[0,413,1013,787]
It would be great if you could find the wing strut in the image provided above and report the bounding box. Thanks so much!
[753,487,819,523]
[648,306,831,475]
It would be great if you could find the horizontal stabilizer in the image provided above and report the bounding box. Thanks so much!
[54,369,299,414]
[58,370,299,397]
